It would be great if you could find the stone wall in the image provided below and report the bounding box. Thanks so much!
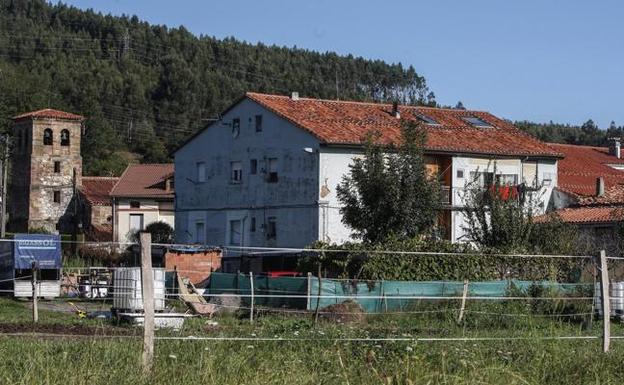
[9,117,82,232]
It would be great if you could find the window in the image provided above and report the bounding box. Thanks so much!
[53,161,61,173]
[43,129,53,146]
[195,222,205,244]
[266,217,277,240]
[495,174,518,186]
[462,116,492,128]
[130,200,141,209]
[60,129,70,146]
[250,159,257,175]
[415,114,439,125]
[53,190,61,203]
[229,219,242,246]
[230,161,242,183]
[255,115,263,132]
[456,169,464,179]
[196,162,206,182]
[268,158,278,183]
[250,217,256,232]
[470,171,494,187]
[232,118,240,138]
[129,214,144,233]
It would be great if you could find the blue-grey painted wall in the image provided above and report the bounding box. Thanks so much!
[174,98,322,248]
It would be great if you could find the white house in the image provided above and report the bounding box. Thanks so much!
[173,92,561,250]
[110,164,175,243]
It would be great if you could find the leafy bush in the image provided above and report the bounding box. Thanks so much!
[77,245,123,267]
[298,236,589,281]
[27,227,51,235]
[130,221,174,244]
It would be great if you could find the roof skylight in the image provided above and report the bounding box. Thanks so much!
[462,116,492,127]
[415,114,440,125]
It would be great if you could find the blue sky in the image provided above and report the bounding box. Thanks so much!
[60,0,624,127]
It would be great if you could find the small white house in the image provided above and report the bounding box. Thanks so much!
[173,92,561,249]
[110,164,175,243]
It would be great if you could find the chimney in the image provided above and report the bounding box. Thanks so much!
[392,101,400,119]
[290,92,299,101]
[596,176,605,197]
[609,137,621,159]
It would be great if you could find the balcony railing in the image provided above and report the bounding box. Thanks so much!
[440,186,452,205]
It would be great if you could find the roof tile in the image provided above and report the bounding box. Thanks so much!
[548,143,624,197]
[547,206,624,224]
[79,177,119,206]
[110,164,174,198]
[246,93,562,158]
[13,109,84,121]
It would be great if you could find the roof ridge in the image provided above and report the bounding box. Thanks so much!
[548,142,608,150]
[246,92,492,114]
[82,176,120,180]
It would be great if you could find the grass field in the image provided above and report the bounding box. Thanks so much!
[0,297,622,385]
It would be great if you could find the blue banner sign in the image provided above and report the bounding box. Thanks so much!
[13,234,61,269]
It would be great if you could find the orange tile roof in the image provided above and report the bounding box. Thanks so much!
[79,177,119,206]
[579,185,624,206]
[110,164,174,198]
[13,108,84,121]
[548,143,624,197]
[88,223,113,242]
[245,93,562,158]
[547,206,624,225]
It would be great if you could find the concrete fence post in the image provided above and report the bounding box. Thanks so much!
[598,250,610,353]
[140,232,154,374]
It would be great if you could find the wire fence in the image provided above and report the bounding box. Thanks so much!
[0,237,620,357]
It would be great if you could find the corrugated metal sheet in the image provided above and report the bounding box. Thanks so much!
[14,280,60,298]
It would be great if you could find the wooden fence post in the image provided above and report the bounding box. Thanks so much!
[249,272,254,323]
[140,232,154,374]
[598,250,610,353]
[457,279,469,324]
[31,262,38,323]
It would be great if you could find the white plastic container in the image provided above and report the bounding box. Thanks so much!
[112,268,165,311]
[595,281,624,318]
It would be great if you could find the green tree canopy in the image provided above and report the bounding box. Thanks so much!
[0,0,435,175]
[336,121,440,243]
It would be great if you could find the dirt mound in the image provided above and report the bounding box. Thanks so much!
[319,300,366,324]
[208,294,242,315]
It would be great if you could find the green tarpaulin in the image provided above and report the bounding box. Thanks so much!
[205,273,591,313]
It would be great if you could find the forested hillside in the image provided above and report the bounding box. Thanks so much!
[515,120,624,147]
[0,0,435,176]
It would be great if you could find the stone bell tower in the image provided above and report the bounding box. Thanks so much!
[9,109,84,233]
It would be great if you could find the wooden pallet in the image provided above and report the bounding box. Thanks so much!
[176,274,216,316]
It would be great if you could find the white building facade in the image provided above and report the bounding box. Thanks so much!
[174,93,561,248]
[110,164,175,243]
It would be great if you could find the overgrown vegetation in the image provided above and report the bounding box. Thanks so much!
[0,297,621,385]
[336,121,440,243]
[460,164,578,255]
[298,237,588,281]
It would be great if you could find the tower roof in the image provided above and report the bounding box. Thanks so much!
[12,109,84,122]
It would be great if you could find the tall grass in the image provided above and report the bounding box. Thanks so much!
[0,297,621,384]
